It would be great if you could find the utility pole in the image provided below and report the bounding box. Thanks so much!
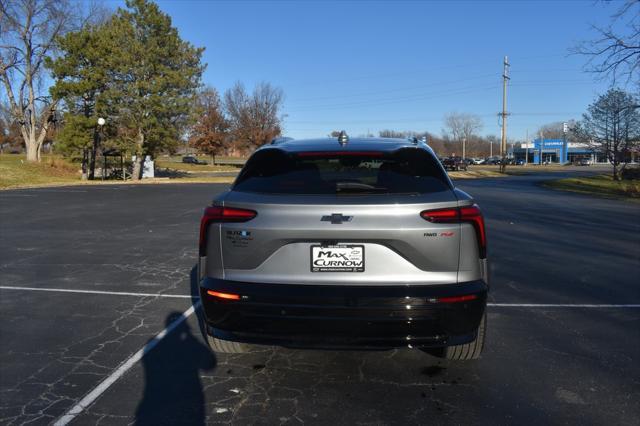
[525,129,529,165]
[499,56,510,173]
[562,122,568,165]
[539,130,544,165]
[462,137,466,161]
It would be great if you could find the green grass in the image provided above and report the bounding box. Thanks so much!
[0,154,81,189]
[0,153,237,189]
[156,156,242,172]
[448,169,506,179]
[543,174,640,200]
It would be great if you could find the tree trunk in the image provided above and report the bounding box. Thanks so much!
[24,121,50,163]
[25,133,38,162]
[81,149,88,180]
[131,129,145,180]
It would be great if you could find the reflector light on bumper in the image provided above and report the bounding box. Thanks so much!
[206,290,241,300]
[429,294,479,303]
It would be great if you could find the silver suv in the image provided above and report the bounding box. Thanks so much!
[198,136,488,360]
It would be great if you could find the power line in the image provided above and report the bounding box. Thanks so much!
[285,85,501,112]
[282,53,570,88]
[287,73,497,103]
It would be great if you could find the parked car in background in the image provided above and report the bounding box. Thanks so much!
[471,158,484,165]
[579,158,593,166]
[442,156,468,171]
[182,155,208,165]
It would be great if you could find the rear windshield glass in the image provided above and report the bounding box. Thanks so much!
[233,148,451,195]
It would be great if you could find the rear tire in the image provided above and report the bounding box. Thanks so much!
[440,313,486,360]
[205,333,249,354]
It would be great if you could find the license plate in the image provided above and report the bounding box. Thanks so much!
[310,244,365,272]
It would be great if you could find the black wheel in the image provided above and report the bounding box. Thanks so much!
[425,313,486,360]
[443,313,486,360]
[205,333,249,354]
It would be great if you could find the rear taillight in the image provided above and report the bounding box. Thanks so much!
[459,205,486,259]
[420,204,486,258]
[420,207,459,223]
[199,206,256,256]
[431,294,479,303]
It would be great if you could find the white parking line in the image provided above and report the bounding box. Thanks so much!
[488,303,640,308]
[0,285,193,299]
[53,302,200,426]
[2,286,640,308]
[2,283,637,424]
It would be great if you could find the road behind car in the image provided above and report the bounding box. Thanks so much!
[0,174,638,425]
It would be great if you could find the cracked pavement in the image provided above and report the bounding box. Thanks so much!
[0,176,639,425]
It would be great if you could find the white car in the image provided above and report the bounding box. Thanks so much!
[579,158,593,166]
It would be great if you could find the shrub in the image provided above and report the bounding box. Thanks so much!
[621,166,640,180]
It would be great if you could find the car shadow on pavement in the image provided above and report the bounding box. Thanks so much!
[133,267,215,425]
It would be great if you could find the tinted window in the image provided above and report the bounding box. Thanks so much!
[233,148,451,195]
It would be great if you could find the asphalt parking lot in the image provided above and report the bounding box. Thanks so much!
[1,171,639,425]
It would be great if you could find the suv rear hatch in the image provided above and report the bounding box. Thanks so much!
[203,147,470,285]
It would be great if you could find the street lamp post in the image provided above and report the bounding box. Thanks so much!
[89,117,105,180]
[97,118,105,180]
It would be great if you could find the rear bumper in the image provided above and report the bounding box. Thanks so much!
[200,278,487,350]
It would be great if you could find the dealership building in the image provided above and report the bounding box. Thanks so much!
[511,139,606,164]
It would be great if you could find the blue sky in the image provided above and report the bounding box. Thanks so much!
[109,0,622,141]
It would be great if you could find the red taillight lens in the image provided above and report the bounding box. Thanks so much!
[420,204,487,259]
[434,294,478,303]
[199,206,256,256]
[460,205,486,259]
[420,208,459,222]
[296,151,384,157]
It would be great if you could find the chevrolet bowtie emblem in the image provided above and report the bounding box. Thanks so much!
[321,213,353,224]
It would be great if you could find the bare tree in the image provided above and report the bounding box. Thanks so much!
[379,129,407,138]
[573,89,640,180]
[0,104,8,153]
[443,112,483,157]
[224,82,284,153]
[443,113,483,142]
[0,0,77,162]
[572,0,639,86]
[536,120,578,141]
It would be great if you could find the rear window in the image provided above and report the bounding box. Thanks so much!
[233,148,451,195]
